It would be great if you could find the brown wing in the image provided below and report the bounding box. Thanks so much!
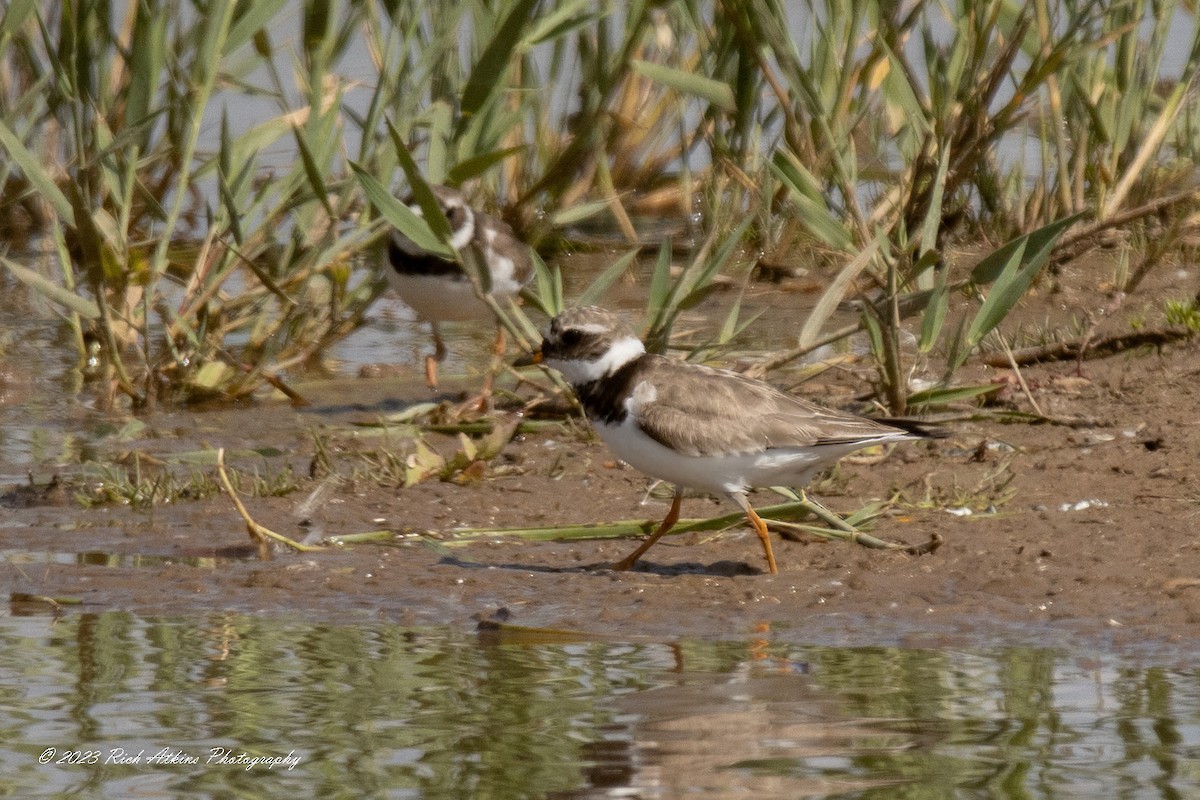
[633,356,909,457]
[475,212,534,287]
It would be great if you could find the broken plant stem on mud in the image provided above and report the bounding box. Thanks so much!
[442,497,936,555]
[216,448,323,557]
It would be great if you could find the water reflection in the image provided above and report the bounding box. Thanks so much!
[0,612,1197,799]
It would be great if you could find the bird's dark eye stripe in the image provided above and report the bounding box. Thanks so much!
[561,329,584,346]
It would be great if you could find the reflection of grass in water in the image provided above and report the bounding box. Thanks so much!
[1,1,1199,416]
[0,612,1190,797]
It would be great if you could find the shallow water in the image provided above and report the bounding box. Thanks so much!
[1,611,1197,799]
[3,268,1200,799]
[4,215,1199,800]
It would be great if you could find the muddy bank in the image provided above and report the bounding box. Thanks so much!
[3,336,1199,656]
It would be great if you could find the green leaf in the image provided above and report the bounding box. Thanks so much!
[0,0,37,46]
[630,59,737,112]
[349,161,452,258]
[525,251,563,316]
[424,100,454,185]
[577,248,638,307]
[225,0,289,54]
[385,119,454,244]
[943,310,971,377]
[549,198,611,227]
[378,402,440,425]
[918,283,949,354]
[956,213,1083,368]
[446,145,526,186]
[646,238,674,332]
[877,40,930,135]
[1,258,100,319]
[0,121,74,225]
[124,3,166,142]
[677,216,753,310]
[460,0,540,120]
[906,383,1002,409]
[969,212,1083,285]
[916,141,952,288]
[212,113,295,171]
[769,151,854,252]
[293,125,334,219]
[798,236,880,350]
[526,0,607,45]
[218,116,243,244]
[861,305,884,364]
[189,361,233,391]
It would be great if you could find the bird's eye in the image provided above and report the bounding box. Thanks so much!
[561,329,583,347]
[448,206,468,227]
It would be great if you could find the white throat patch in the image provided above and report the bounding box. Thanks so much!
[546,335,645,386]
[447,208,476,250]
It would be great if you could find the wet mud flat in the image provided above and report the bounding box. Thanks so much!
[3,337,1199,656]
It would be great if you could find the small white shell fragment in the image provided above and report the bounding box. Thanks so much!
[1058,499,1109,512]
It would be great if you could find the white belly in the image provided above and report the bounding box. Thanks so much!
[595,417,833,495]
[388,273,493,322]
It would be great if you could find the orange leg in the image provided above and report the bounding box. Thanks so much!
[424,322,447,391]
[730,492,779,575]
[612,489,683,571]
[423,355,439,390]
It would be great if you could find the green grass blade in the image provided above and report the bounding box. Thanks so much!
[678,216,753,310]
[217,114,244,244]
[1,257,101,319]
[459,0,540,120]
[769,151,854,252]
[446,145,526,186]
[123,3,166,143]
[968,212,1082,285]
[907,383,1002,409]
[292,125,335,218]
[878,38,930,135]
[0,0,37,47]
[630,59,737,112]
[225,0,289,54]
[550,198,612,227]
[916,133,951,355]
[448,501,823,542]
[527,0,607,45]
[645,238,674,339]
[0,120,74,225]
[958,212,1083,367]
[918,282,950,354]
[386,118,454,243]
[146,0,235,285]
[424,100,454,185]
[576,248,639,307]
[350,161,452,258]
[798,235,880,350]
[525,251,563,316]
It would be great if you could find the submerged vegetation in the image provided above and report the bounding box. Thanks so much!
[1,0,1199,419]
